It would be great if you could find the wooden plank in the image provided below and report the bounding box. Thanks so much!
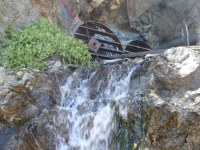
[109,49,167,59]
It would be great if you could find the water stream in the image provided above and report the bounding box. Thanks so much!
[56,65,141,150]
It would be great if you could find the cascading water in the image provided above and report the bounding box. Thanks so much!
[55,63,144,150]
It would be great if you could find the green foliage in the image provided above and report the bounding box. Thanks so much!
[14,117,22,122]
[113,113,136,150]
[14,117,23,128]
[0,17,91,70]
[90,60,100,68]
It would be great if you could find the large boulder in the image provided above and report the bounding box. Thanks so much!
[152,47,200,90]
[141,47,200,149]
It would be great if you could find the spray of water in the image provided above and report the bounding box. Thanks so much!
[56,66,136,150]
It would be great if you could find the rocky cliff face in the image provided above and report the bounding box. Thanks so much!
[1,0,199,49]
[0,0,40,38]
[0,0,70,38]
[0,0,127,38]
[127,0,200,48]
[141,47,200,149]
[0,47,200,150]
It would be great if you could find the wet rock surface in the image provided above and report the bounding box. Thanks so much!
[0,68,63,150]
[0,47,200,149]
[136,47,200,149]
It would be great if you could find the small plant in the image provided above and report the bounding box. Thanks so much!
[0,17,91,70]
[14,117,22,123]
[14,117,22,129]
[15,117,22,121]
[90,60,100,68]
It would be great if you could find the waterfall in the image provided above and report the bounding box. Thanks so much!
[56,65,138,150]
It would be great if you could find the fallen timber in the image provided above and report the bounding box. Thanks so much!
[185,46,200,50]
[111,46,200,59]
[110,49,167,59]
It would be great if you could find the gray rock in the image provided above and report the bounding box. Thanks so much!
[163,47,199,77]
[0,67,61,149]
[128,0,200,48]
[0,0,70,38]
[0,126,15,150]
[0,0,40,38]
[152,47,200,90]
[46,61,62,73]
[141,15,149,25]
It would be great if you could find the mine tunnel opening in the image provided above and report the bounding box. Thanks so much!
[74,22,125,60]
[74,21,152,60]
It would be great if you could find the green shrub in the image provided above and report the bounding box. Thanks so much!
[0,17,91,70]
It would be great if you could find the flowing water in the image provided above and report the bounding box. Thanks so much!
[56,64,142,150]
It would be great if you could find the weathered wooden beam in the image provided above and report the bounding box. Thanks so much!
[185,46,200,50]
[110,49,167,59]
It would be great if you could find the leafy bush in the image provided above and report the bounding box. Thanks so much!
[0,17,91,70]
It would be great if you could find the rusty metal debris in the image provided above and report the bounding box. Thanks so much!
[75,21,123,59]
[74,21,152,60]
[88,37,101,53]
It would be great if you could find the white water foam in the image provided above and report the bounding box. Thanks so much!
[57,66,136,150]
